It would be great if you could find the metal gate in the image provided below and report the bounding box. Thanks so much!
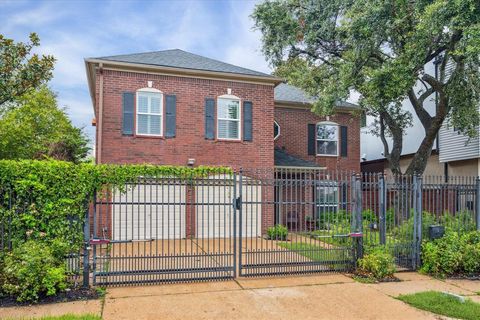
[238,169,356,277]
[89,173,237,286]
[87,169,425,286]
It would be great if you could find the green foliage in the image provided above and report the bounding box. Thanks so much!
[253,0,480,175]
[0,33,55,109]
[26,315,102,320]
[1,240,67,302]
[0,86,89,163]
[357,247,396,280]
[267,224,288,240]
[421,231,480,278]
[398,291,480,320]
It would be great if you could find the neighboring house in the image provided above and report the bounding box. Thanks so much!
[84,49,360,239]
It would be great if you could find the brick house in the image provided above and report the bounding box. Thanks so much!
[85,49,360,240]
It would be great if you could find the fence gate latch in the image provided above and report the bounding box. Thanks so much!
[234,196,242,210]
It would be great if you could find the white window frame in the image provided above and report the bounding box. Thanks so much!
[316,121,339,157]
[136,88,163,137]
[216,94,241,141]
[274,120,281,140]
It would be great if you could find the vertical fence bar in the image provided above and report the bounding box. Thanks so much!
[476,177,480,231]
[378,174,386,246]
[413,175,423,269]
[82,195,91,288]
[355,174,363,261]
[238,169,243,276]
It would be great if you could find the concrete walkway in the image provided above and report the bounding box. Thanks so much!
[101,273,480,320]
[1,273,479,319]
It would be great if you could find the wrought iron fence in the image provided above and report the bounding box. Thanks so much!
[1,168,480,288]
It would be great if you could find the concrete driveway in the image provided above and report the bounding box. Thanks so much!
[101,273,480,320]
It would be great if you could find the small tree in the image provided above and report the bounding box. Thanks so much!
[0,33,55,111]
[0,86,89,163]
[253,0,480,175]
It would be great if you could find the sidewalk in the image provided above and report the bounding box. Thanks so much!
[1,272,479,319]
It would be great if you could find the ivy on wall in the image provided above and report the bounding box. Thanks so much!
[0,160,232,254]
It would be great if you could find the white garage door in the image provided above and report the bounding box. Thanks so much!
[196,175,262,238]
[112,183,186,240]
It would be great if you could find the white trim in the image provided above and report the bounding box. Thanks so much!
[137,87,163,93]
[217,96,241,141]
[274,120,281,140]
[316,121,339,157]
[136,90,163,136]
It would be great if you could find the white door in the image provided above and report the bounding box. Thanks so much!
[196,175,262,238]
[112,183,186,240]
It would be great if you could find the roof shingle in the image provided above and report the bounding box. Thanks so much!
[94,49,273,78]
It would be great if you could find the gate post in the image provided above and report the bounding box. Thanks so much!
[232,171,237,278]
[476,177,480,231]
[413,175,423,269]
[238,169,243,277]
[378,174,387,245]
[82,196,90,288]
[351,174,363,263]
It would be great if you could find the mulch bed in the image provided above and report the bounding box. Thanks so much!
[446,275,480,281]
[352,272,401,283]
[0,287,100,308]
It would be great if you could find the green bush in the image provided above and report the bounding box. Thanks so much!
[357,247,396,280]
[421,230,480,278]
[267,224,288,240]
[1,240,68,302]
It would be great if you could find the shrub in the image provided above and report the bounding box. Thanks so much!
[421,230,480,278]
[357,247,396,280]
[267,224,288,240]
[1,240,68,302]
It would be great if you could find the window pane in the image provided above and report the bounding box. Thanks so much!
[150,96,161,114]
[137,114,149,134]
[149,115,161,135]
[218,99,239,120]
[218,119,239,139]
[317,140,338,155]
[138,95,149,113]
[317,125,337,140]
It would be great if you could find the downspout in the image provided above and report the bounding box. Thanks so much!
[97,63,104,164]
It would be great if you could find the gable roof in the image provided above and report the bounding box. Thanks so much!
[93,49,273,78]
[274,83,359,110]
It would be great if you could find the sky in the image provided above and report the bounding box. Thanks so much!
[0,0,271,143]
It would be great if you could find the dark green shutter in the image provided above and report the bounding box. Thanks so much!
[243,101,253,141]
[340,126,348,157]
[205,98,215,140]
[122,92,134,135]
[308,124,316,155]
[165,95,176,138]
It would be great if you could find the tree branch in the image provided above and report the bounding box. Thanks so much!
[408,88,432,129]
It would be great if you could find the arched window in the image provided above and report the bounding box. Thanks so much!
[136,88,163,136]
[274,120,280,140]
[217,94,241,140]
[316,121,338,156]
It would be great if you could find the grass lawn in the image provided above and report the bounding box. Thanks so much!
[398,291,480,320]
[276,241,352,269]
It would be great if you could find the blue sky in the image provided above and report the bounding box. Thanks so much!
[0,0,270,142]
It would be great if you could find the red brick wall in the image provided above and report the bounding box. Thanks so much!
[274,106,360,172]
[97,69,274,170]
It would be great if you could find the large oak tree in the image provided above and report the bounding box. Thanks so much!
[253,0,480,175]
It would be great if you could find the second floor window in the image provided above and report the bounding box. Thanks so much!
[137,91,163,136]
[316,122,338,156]
[217,97,240,140]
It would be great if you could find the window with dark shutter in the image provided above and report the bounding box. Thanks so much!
[308,124,316,155]
[243,101,253,141]
[165,95,176,138]
[205,98,215,140]
[122,92,135,135]
[340,126,348,157]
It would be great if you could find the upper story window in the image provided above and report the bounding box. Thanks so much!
[136,89,163,136]
[274,120,280,140]
[217,96,241,140]
[316,122,338,156]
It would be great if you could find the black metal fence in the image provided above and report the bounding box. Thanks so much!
[2,168,480,288]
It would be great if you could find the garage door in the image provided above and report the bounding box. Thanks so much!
[196,175,261,238]
[112,183,186,241]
